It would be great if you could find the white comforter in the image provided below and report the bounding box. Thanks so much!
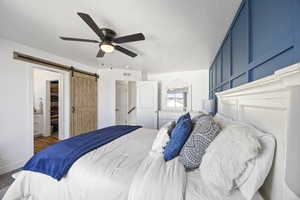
[3,128,261,200]
[3,128,157,200]
[128,153,186,200]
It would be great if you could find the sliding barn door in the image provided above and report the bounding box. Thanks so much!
[71,72,97,136]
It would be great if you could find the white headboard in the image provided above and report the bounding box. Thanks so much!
[216,63,300,200]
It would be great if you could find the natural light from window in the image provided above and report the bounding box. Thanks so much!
[166,87,188,111]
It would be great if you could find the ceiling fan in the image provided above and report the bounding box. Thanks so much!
[60,12,145,58]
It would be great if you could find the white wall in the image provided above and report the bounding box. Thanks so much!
[98,68,142,128]
[147,70,209,111]
[0,37,208,175]
[0,37,97,175]
[33,69,60,111]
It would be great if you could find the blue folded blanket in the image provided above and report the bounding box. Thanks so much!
[23,125,141,180]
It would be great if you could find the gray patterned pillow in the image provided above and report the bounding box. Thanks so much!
[179,115,221,169]
[191,113,206,124]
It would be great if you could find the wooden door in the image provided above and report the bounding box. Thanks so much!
[71,72,97,136]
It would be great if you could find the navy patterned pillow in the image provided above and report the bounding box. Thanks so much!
[179,115,221,169]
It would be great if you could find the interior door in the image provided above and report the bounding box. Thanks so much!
[136,81,158,129]
[115,81,128,125]
[71,72,97,136]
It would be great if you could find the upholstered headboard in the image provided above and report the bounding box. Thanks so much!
[216,63,300,200]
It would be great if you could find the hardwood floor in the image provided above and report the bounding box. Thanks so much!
[34,134,58,153]
[52,131,58,140]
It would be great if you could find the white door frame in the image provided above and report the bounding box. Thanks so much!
[136,81,159,129]
[27,63,71,146]
[115,80,129,125]
[45,80,51,137]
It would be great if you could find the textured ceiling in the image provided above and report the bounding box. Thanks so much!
[0,0,241,73]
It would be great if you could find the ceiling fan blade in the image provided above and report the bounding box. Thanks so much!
[113,33,145,44]
[96,49,105,58]
[114,45,137,57]
[77,12,105,40]
[60,37,99,43]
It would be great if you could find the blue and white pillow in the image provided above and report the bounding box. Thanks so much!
[179,115,221,169]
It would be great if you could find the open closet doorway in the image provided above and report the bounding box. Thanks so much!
[33,68,64,153]
[115,81,137,125]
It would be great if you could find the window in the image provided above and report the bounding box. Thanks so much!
[166,87,188,111]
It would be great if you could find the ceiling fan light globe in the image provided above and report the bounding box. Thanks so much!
[101,43,114,53]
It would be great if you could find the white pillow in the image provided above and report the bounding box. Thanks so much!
[162,120,176,135]
[235,123,275,200]
[200,123,262,195]
[214,113,234,129]
[151,121,175,153]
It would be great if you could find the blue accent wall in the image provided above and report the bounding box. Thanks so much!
[209,0,300,100]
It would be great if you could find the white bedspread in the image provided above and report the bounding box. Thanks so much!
[128,152,186,200]
[3,128,157,200]
[3,128,263,200]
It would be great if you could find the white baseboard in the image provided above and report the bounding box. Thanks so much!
[0,159,28,175]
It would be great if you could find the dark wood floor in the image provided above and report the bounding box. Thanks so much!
[34,134,59,153]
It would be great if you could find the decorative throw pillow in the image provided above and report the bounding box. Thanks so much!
[179,115,221,169]
[164,117,192,161]
[177,112,191,124]
[151,120,176,153]
[189,111,205,119]
[191,113,207,124]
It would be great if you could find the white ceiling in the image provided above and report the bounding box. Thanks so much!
[0,0,241,73]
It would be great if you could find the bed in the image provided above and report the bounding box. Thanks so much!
[3,63,300,200]
[3,127,259,200]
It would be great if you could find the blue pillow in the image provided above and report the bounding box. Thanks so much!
[177,113,191,124]
[164,118,192,161]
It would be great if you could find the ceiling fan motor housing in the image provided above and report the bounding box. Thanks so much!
[100,28,116,42]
